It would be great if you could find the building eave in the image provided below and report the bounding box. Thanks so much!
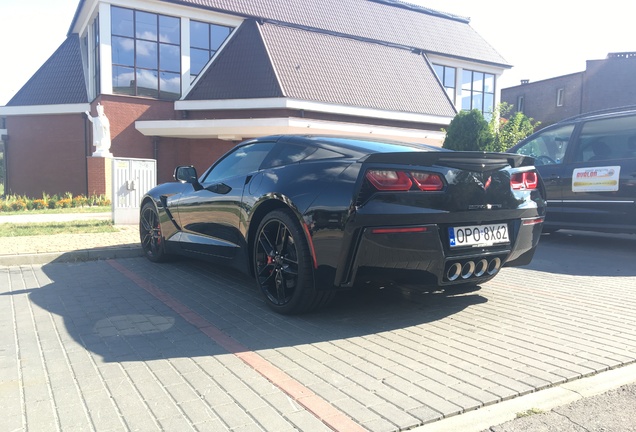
[135,117,445,144]
[0,104,91,116]
[175,98,453,125]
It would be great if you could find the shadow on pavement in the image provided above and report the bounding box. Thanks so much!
[524,230,636,277]
[7,257,486,363]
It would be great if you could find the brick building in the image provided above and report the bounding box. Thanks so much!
[0,0,511,198]
[501,52,636,129]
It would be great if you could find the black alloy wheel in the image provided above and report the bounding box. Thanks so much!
[140,202,167,262]
[254,209,326,314]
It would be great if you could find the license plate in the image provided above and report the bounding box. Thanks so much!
[448,223,509,248]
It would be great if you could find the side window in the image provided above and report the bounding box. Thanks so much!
[202,142,275,184]
[574,115,636,163]
[264,143,317,168]
[514,124,574,165]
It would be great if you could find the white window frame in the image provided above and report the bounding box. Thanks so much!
[556,88,565,107]
[517,95,525,113]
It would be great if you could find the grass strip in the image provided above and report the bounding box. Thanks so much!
[0,206,111,216]
[0,220,117,237]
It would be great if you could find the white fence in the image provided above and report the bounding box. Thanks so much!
[112,158,156,225]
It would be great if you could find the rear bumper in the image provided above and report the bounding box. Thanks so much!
[342,217,543,287]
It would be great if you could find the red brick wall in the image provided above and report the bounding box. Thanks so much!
[156,138,235,184]
[5,113,88,197]
[94,96,175,160]
[87,156,112,199]
[5,97,242,197]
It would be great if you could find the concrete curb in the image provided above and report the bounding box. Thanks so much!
[413,362,636,432]
[0,246,144,266]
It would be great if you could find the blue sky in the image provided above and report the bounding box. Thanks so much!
[1,0,635,105]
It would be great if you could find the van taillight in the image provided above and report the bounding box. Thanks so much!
[511,171,538,190]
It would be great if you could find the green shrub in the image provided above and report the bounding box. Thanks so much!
[57,198,72,208]
[32,199,47,210]
[10,199,27,211]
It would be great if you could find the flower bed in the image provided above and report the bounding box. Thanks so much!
[0,193,111,213]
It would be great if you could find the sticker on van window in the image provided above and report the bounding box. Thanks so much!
[572,166,620,192]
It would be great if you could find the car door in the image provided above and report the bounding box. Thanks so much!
[511,123,575,224]
[175,142,276,259]
[558,114,636,231]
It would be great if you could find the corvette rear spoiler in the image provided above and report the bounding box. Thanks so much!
[361,151,533,172]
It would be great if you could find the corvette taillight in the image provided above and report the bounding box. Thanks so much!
[411,172,444,191]
[365,170,412,191]
[365,170,444,192]
[511,171,539,190]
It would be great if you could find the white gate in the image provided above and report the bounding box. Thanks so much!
[112,158,156,225]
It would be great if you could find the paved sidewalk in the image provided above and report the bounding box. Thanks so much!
[0,212,142,265]
[0,214,635,431]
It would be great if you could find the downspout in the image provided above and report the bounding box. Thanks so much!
[84,113,91,196]
[1,134,8,196]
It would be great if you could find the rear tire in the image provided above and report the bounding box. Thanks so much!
[253,209,332,314]
[140,202,169,263]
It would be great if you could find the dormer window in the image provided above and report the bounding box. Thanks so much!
[111,6,181,100]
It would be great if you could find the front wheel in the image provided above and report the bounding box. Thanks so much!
[253,209,332,314]
[140,202,169,263]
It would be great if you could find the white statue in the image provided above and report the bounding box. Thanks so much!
[85,103,112,157]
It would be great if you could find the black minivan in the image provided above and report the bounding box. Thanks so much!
[509,106,636,234]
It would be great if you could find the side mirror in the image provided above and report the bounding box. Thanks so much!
[174,165,203,191]
[174,165,198,183]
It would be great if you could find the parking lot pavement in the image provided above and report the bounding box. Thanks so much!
[1,230,636,431]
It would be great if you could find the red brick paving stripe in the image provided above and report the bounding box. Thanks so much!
[107,260,366,432]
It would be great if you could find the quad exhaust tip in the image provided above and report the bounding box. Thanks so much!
[446,257,502,281]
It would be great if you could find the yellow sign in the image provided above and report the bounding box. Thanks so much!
[572,166,620,192]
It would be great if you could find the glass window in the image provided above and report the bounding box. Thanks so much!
[557,88,564,107]
[113,66,135,95]
[517,95,525,113]
[136,40,158,69]
[203,143,276,184]
[460,69,495,119]
[112,36,135,67]
[190,21,210,50]
[432,64,456,102]
[111,7,133,37]
[160,44,180,72]
[514,124,575,165]
[136,11,157,40]
[159,15,180,44]
[574,115,636,162]
[111,6,181,100]
[189,20,233,80]
[265,144,318,168]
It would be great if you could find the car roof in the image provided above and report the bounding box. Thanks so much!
[510,105,636,151]
[247,134,447,156]
[552,105,636,125]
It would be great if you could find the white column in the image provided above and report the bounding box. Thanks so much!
[181,17,191,98]
[99,3,113,95]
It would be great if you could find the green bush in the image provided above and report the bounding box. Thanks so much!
[443,109,494,151]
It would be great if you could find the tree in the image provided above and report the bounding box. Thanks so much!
[443,104,538,153]
[489,103,539,152]
[442,109,494,151]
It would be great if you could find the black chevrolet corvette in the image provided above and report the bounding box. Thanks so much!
[140,135,545,314]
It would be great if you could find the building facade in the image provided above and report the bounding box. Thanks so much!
[501,52,636,130]
[0,0,511,198]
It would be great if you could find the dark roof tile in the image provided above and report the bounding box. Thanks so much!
[186,20,283,100]
[165,0,508,66]
[261,22,456,116]
[7,35,88,106]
